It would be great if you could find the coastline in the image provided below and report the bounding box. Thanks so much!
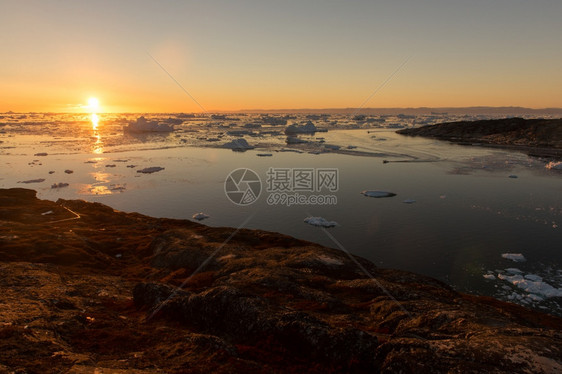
[1,188,562,373]
[397,118,562,160]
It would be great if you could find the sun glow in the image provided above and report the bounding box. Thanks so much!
[87,97,100,113]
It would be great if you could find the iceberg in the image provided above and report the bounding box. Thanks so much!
[192,212,210,221]
[222,138,254,151]
[361,190,396,198]
[51,182,69,189]
[304,217,338,228]
[498,273,562,298]
[137,166,165,174]
[501,253,526,262]
[285,121,318,134]
[18,178,45,184]
[124,116,174,133]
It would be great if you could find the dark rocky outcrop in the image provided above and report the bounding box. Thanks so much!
[1,188,562,373]
[397,118,562,159]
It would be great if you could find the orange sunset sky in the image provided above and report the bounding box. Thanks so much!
[1,0,561,113]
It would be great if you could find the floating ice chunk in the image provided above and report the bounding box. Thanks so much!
[362,190,396,198]
[524,274,542,282]
[403,199,416,204]
[222,138,254,150]
[505,268,523,274]
[317,255,344,266]
[34,152,48,156]
[256,153,273,157]
[109,184,126,192]
[48,171,55,174]
[192,212,210,221]
[546,161,562,170]
[18,178,45,184]
[105,164,116,168]
[124,116,174,133]
[51,182,69,189]
[41,210,54,216]
[483,274,496,280]
[498,273,562,298]
[136,167,164,174]
[324,144,341,150]
[115,254,122,258]
[508,175,518,179]
[285,121,318,134]
[304,217,338,228]
[502,253,526,262]
[347,145,357,149]
[64,170,73,174]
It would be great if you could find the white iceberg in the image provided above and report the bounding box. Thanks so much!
[498,273,562,298]
[137,166,165,174]
[192,212,210,221]
[361,190,396,198]
[222,138,254,150]
[546,161,562,170]
[502,253,526,262]
[124,116,174,133]
[304,217,338,228]
[285,121,318,134]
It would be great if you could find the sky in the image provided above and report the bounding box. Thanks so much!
[1,0,561,113]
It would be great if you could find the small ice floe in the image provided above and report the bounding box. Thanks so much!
[256,153,273,157]
[505,268,523,274]
[124,116,174,133]
[34,152,48,156]
[41,210,54,216]
[361,190,396,198]
[316,255,344,266]
[483,273,496,280]
[18,178,45,184]
[304,216,338,228]
[502,253,526,262]
[347,145,357,149]
[192,212,210,221]
[286,136,308,145]
[545,161,562,170]
[51,182,69,189]
[115,253,122,258]
[222,138,254,151]
[109,184,126,192]
[48,171,55,174]
[84,160,97,164]
[324,144,341,151]
[508,175,518,179]
[403,199,416,204]
[126,165,137,168]
[113,159,129,163]
[137,166,165,174]
[64,170,73,174]
[105,164,116,168]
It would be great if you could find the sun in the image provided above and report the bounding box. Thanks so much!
[87,97,100,112]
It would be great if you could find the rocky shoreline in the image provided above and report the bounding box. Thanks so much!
[397,118,562,159]
[1,188,562,373]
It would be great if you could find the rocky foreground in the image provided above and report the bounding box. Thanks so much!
[397,118,562,159]
[1,189,562,373]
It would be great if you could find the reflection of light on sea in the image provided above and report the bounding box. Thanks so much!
[77,172,113,195]
[91,114,103,154]
[91,113,99,130]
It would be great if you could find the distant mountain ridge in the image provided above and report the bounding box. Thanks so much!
[227,106,562,116]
